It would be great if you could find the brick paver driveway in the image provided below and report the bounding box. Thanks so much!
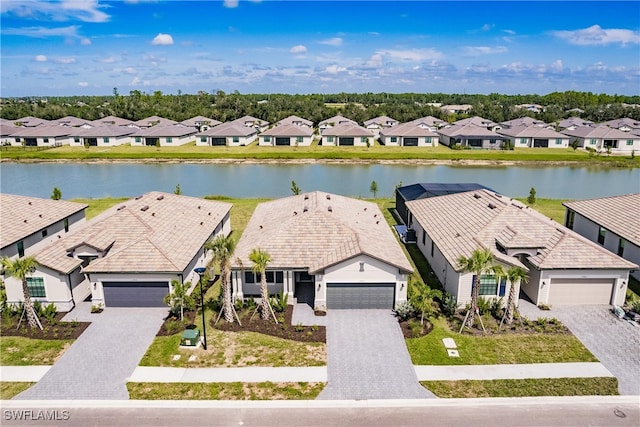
[317,310,435,400]
[526,304,640,396]
[15,304,166,400]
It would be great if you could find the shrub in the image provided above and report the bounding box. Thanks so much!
[245,297,257,311]
[489,297,504,319]
[408,318,425,338]
[536,317,548,326]
[294,322,304,332]
[91,303,103,313]
[476,297,492,315]
[164,319,184,335]
[42,303,57,323]
[393,301,415,321]
[630,299,640,314]
[440,292,458,317]
[538,303,552,310]
[311,324,318,332]
[270,291,289,313]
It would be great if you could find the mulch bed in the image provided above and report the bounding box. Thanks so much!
[0,312,90,340]
[449,312,570,336]
[399,319,434,339]
[213,305,326,343]
[156,311,196,337]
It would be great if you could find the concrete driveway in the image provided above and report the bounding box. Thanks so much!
[15,303,166,400]
[317,310,435,400]
[520,302,640,396]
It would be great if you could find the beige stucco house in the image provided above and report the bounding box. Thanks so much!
[259,123,314,146]
[196,121,258,147]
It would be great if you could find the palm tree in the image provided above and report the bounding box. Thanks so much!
[457,247,502,329]
[410,280,442,325]
[249,247,273,321]
[501,266,528,327]
[205,234,237,324]
[163,279,194,321]
[0,256,41,329]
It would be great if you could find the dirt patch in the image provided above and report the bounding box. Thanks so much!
[0,312,90,340]
[399,320,434,338]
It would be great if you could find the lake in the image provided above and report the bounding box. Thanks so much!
[1,162,638,200]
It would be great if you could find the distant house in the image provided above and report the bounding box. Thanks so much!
[557,117,594,131]
[52,116,91,127]
[231,192,413,310]
[259,123,314,146]
[600,118,640,133]
[514,104,543,113]
[17,192,232,311]
[438,123,507,149]
[452,116,500,131]
[321,122,374,146]
[364,116,399,136]
[196,121,258,147]
[405,116,447,131]
[318,115,357,130]
[406,189,636,307]
[564,194,640,282]
[562,125,640,153]
[232,115,270,132]
[498,125,570,148]
[68,124,137,147]
[8,124,71,147]
[276,115,313,128]
[130,124,197,146]
[440,104,472,115]
[134,116,178,128]
[92,116,137,127]
[13,116,50,127]
[500,117,547,129]
[180,116,221,132]
[379,122,439,147]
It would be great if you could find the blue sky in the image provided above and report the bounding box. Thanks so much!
[1,1,639,96]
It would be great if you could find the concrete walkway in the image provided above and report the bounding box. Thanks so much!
[13,303,166,400]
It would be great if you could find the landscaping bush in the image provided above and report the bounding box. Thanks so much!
[394,301,416,321]
[489,297,503,319]
[270,291,288,313]
[440,292,458,317]
[476,297,492,315]
[41,303,57,323]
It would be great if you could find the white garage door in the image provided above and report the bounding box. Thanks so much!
[548,278,614,305]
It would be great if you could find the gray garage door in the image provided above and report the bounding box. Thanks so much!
[548,278,614,305]
[275,137,290,146]
[339,137,354,146]
[404,137,419,146]
[102,282,168,307]
[211,137,226,146]
[326,283,395,309]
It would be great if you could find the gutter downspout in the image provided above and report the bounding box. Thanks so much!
[66,272,76,312]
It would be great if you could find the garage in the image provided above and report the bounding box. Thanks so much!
[275,137,290,146]
[211,137,226,146]
[403,137,419,146]
[326,283,395,309]
[339,137,354,146]
[102,281,168,307]
[548,278,614,305]
[533,138,549,148]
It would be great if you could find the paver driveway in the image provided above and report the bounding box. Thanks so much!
[15,304,166,400]
[522,303,640,396]
[317,310,435,400]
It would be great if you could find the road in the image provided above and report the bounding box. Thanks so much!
[2,396,638,426]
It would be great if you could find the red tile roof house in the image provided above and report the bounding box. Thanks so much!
[497,125,571,148]
[130,123,198,147]
[259,123,314,146]
[438,123,508,149]
[379,122,439,147]
[68,124,137,147]
[196,121,258,147]
[406,189,636,307]
[562,125,640,153]
[8,124,72,147]
[231,192,413,311]
[563,194,640,282]
[320,122,374,147]
[17,192,231,311]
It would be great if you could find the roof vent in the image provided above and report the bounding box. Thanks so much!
[135,195,143,200]
[24,219,28,223]
[364,207,367,211]
[293,211,298,215]
[140,205,149,212]
[152,212,156,216]
[303,206,309,212]
[200,221,203,225]
[304,194,309,200]
[28,201,32,205]
[156,195,164,201]
[488,203,497,209]
[117,205,126,211]
[473,193,481,199]
[328,206,332,212]
[326,194,331,200]
[39,214,43,218]
[198,205,201,209]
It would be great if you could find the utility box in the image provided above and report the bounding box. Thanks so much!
[180,329,201,347]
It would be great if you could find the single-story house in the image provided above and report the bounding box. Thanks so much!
[276,115,313,128]
[438,123,507,149]
[92,116,137,127]
[405,116,447,131]
[8,124,72,147]
[130,124,197,146]
[196,121,258,147]
[13,192,232,311]
[558,117,594,131]
[321,122,374,146]
[52,116,91,127]
[232,115,270,132]
[318,115,357,130]
[562,125,640,153]
[364,116,399,136]
[68,124,137,147]
[231,192,413,310]
[600,118,640,133]
[498,125,570,148]
[563,194,640,282]
[406,189,636,307]
[379,122,439,147]
[500,117,547,129]
[440,104,472,115]
[452,116,500,131]
[180,116,221,132]
[134,116,178,128]
[13,116,50,127]
[0,118,18,145]
[259,123,314,146]
[514,104,543,113]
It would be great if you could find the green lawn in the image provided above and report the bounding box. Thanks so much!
[70,197,129,220]
[422,377,618,398]
[407,318,596,365]
[0,337,72,366]
[0,382,35,399]
[127,381,325,400]
[515,197,571,223]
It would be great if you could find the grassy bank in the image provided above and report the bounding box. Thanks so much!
[0,382,35,399]
[0,337,72,366]
[127,382,324,400]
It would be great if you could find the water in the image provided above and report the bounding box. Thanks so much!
[1,162,638,199]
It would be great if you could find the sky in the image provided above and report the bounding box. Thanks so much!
[1,0,639,97]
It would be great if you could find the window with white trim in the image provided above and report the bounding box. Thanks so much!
[103,137,110,143]
[27,277,46,298]
[165,137,172,143]
[474,274,507,297]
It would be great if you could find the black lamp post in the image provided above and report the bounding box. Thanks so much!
[194,267,207,350]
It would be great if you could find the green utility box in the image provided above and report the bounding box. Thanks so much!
[180,329,201,347]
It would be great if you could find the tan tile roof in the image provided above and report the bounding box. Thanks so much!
[364,116,398,127]
[379,122,438,137]
[35,192,231,274]
[10,124,73,138]
[562,125,636,139]
[564,194,640,246]
[277,115,313,127]
[260,124,313,137]
[199,122,257,137]
[318,115,357,127]
[453,116,497,127]
[498,125,568,139]
[0,194,87,249]
[131,124,197,137]
[407,190,637,272]
[438,123,503,138]
[180,116,221,127]
[232,192,413,274]
[92,116,136,126]
[321,122,373,137]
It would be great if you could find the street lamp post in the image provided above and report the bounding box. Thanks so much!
[194,267,207,350]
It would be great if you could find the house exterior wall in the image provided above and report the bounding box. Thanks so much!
[381,136,437,147]
[69,135,132,147]
[4,264,79,312]
[11,136,67,147]
[196,134,257,147]
[259,135,313,146]
[572,136,640,153]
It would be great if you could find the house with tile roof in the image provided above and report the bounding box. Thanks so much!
[68,124,137,147]
[130,123,198,146]
[232,115,270,132]
[563,194,640,282]
[452,116,500,130]
[440,104,473,115]
[91,115,137,127]
[438,123,507,149]
[12,116,50,127]
[500,117,547,129]
[259,123,314,146]
[52,116,91,127]
[231,192,413,310]
[379,122,439,147]
[562,125,640,153]
[0,118,18,145]
[557,116,594,131]
[196,121,258,146]
[406,116,447,131]
[321,122,374,146]
[8,124,72,147]
[15,192,232,311]
[276,115,313,128]
[364,116,399,137]
[498,125,570,148]
[406,189,636,307]
[134,116,178,128]
[180,116,221,131]
[318,115,357,130]
[600,117,640,133]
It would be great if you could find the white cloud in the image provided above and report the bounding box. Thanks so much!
[123,67,137,75]
[129,76,140,86]
[99,56,117,63]
[366,53,383,68]
[319,37,342,46]
[289,45,307,54]
[1,0,110,23]
[223,0,239,8]
[78,81,88,87]
[481,24,494,31]
[54,57,76,64]
[3,25,80,38]
[376,48,442,62]
[152,33,173,45]
[325,65,346,74]
[464,46,508,56]
[552,25,640,46]
[35,54,47,62]
[80,37,91,45]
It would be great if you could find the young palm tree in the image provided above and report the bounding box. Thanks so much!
[457,247,502,329]
[1,256,41,329]
[249,247,273,321]
[411,282,442,325]
[502,266,529,327]
[205,234,237,323]
[163,279,194,321]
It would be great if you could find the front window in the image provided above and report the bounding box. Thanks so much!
[264,136,271,142]
[103,137,110,143]
[425,137,432,144]
[135,137,141,143]
[15,137,21,143]
[74,137,80,143]
[476,274,507,296]
[589,139,597,145]
[27,277,46,298]
[297,136,303,143]
[618,239,625,257]
[327,136,334,142]
[42,229,48,238]
[165,137,172,143]
[519,138,527,144]
[244,271,255,283]
[360,137,367,143]
[390,137,397,143]
[43,138,49,143]
[598,227,606,245]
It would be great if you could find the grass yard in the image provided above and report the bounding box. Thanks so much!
[407,317,596,365]
[0,337,72,366]
[70,197,128,219]
[422,377,619,398]
[127,381,325,400]
[515,197,571,223]
[0,382,35,399]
